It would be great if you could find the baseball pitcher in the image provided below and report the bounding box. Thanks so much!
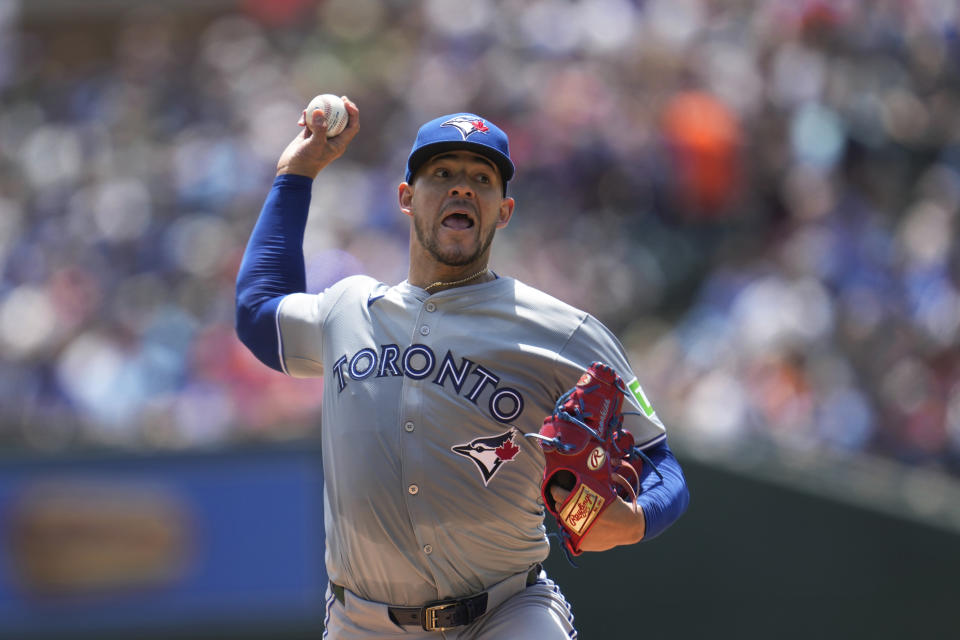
[236,99,689,639]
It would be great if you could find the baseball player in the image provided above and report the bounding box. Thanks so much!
[236,99,689,639]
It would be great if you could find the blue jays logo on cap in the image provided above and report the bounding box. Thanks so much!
[452,429,522,486]
[406,112,515,189]
[441,115,491,140]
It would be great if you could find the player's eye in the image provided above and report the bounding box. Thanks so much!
[475,173,491,184]
[433,167,450,178]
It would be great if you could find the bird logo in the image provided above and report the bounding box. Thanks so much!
[452,429,522,485]
[441,115,491,140]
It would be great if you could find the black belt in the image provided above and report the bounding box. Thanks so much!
[331,565,541,632]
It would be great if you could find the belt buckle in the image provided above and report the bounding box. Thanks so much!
[423,601,460,632]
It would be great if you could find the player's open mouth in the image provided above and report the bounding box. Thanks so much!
[441,212,475,230]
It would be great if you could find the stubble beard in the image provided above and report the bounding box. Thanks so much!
[414,215,497,268]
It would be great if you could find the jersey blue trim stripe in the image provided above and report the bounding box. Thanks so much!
[634,431,667,450]
[275,296,289,376]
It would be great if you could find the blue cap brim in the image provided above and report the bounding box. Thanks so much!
[406,141,515,185]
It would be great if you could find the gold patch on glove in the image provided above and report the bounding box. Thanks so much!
[559,484,605,535]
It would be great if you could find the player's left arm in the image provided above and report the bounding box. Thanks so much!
[549,441,688,551]
[552,314,690,551]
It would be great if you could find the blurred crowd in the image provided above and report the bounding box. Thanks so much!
[1,0,959,475]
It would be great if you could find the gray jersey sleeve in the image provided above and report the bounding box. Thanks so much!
[555,313,667,449]
[276,275,380,377]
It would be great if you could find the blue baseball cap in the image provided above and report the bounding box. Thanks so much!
[405,113,515,189]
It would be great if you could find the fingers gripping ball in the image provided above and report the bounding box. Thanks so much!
[528,362,645,558]
[306,94,348,137]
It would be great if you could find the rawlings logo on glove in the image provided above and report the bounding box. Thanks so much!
[526,362,654,559]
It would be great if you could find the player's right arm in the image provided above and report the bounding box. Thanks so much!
[235,99,359,372]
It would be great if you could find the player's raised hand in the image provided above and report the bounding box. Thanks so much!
[276,96,359,179]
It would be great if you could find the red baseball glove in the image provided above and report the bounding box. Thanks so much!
[527,362,654,559]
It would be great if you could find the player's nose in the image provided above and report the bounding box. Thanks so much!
[447,175,474,198]
[448,186,474,198]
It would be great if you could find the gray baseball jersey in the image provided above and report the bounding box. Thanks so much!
[276,274,666,607]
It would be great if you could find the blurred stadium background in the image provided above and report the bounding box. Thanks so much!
[1,0,959,638]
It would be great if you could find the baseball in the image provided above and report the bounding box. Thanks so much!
[306,93,348,137]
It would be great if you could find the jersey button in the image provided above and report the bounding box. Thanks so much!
[408,484,419,495]
[425,302,437,312]
[404,421,415,432]
[423,545,433,555]
[419,325,430,336]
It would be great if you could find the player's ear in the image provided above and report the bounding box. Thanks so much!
[496,197,515,229]
[398,182,414,218]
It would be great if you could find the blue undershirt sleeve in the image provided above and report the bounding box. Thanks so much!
[235,174,313,372]
[637,441,690,540]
